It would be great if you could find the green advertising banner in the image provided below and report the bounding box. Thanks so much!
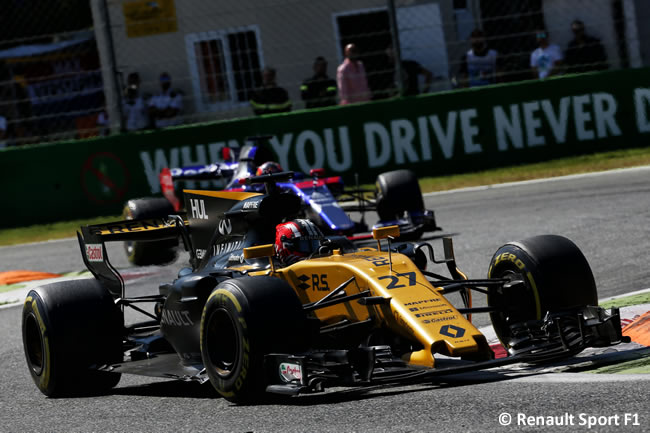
[1,68,649,227]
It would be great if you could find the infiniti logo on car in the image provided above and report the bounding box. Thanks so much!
[218,218,232,235]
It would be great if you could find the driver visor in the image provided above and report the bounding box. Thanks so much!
[287,238,322,254]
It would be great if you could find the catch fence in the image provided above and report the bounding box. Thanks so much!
[0,0,645,146]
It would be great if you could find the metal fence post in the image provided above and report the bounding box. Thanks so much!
[387,0,403,96]
[90,0,124,134]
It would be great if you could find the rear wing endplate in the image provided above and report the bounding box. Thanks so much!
[77,216,189,298]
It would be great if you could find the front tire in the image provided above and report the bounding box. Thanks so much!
[375,169,425,222]
[200,276,308,404]
[22,279,123,397]
[487,235,597,349]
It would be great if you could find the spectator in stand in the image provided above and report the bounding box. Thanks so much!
[0,114,8,148]
[250,67,292,115]
[122,77,148,132]
[10,75,34,145]
[458,29,500,88]
[301,57,337,109]
[124,71,140,92]
[148,72,183,128]
[96,94,109,136]
[565,20,608,74]
[384,43,433,96]
[96,109,109,136]
[530,29,564,79]
[337,43,371,105]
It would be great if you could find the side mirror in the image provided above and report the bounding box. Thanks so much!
[243,244,275,260]
[221,147,233,162]
[243,244,276,272]
[310,168,326,178]
[372,225,400,241]
[372,225,400,272]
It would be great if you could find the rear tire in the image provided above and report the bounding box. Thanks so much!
[487,235,597,348]
[22,279,123,397]
[200,276,308,404]
[375,170,425,222]
[123,197,178,266]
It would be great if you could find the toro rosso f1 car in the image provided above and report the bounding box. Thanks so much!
[122,137,439,265]
[22,172,627,402]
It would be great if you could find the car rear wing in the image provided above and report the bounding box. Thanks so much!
[80,216,186,242]
[77,216,189,299]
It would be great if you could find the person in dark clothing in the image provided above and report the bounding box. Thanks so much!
[0,114,8,148]
[400,59,432,96]
[383,44,433,97]
[565,20,608,74]
[301,57,337,109]
[250,67,292,115]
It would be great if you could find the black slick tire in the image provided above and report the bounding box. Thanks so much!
[200,276,307,404]
[375,169,425,222]
[22,279,123,397]
[487,234,597,347]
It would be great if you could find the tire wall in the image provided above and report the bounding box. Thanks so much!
[2,67,650,227]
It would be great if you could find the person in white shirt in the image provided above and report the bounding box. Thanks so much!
[122,84,148,132]
[459,29,500,87]
[148,72,183,129]
[530,30,564,79]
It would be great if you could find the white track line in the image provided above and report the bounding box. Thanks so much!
[0,236,76,249]
[601,287,650,302]
[510,373,650,383]
[424,165,650,197]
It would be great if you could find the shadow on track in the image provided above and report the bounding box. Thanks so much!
[107,345,649,404]
[113,380,220,399]
[108,369,519,405]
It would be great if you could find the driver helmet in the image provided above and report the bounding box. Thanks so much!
[275,219,324,265]
[256,161,283,176]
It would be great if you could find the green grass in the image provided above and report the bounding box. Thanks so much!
[1,147,649,247]
[588,349,650,374]
[600,292,650,309]
[0,215,121,247]
[0,284,26,293]
[418,147,650,193]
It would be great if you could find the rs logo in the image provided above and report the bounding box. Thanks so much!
[311,274,329,291]
[218,218,232,235]
[190,199,208,220]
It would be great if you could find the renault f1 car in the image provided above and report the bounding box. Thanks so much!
[122,137,439,265]
[22,172,627,402]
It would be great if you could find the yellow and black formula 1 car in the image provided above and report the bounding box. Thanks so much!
[21,172,627,403]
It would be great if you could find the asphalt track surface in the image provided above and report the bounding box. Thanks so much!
[1,167,649,432]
